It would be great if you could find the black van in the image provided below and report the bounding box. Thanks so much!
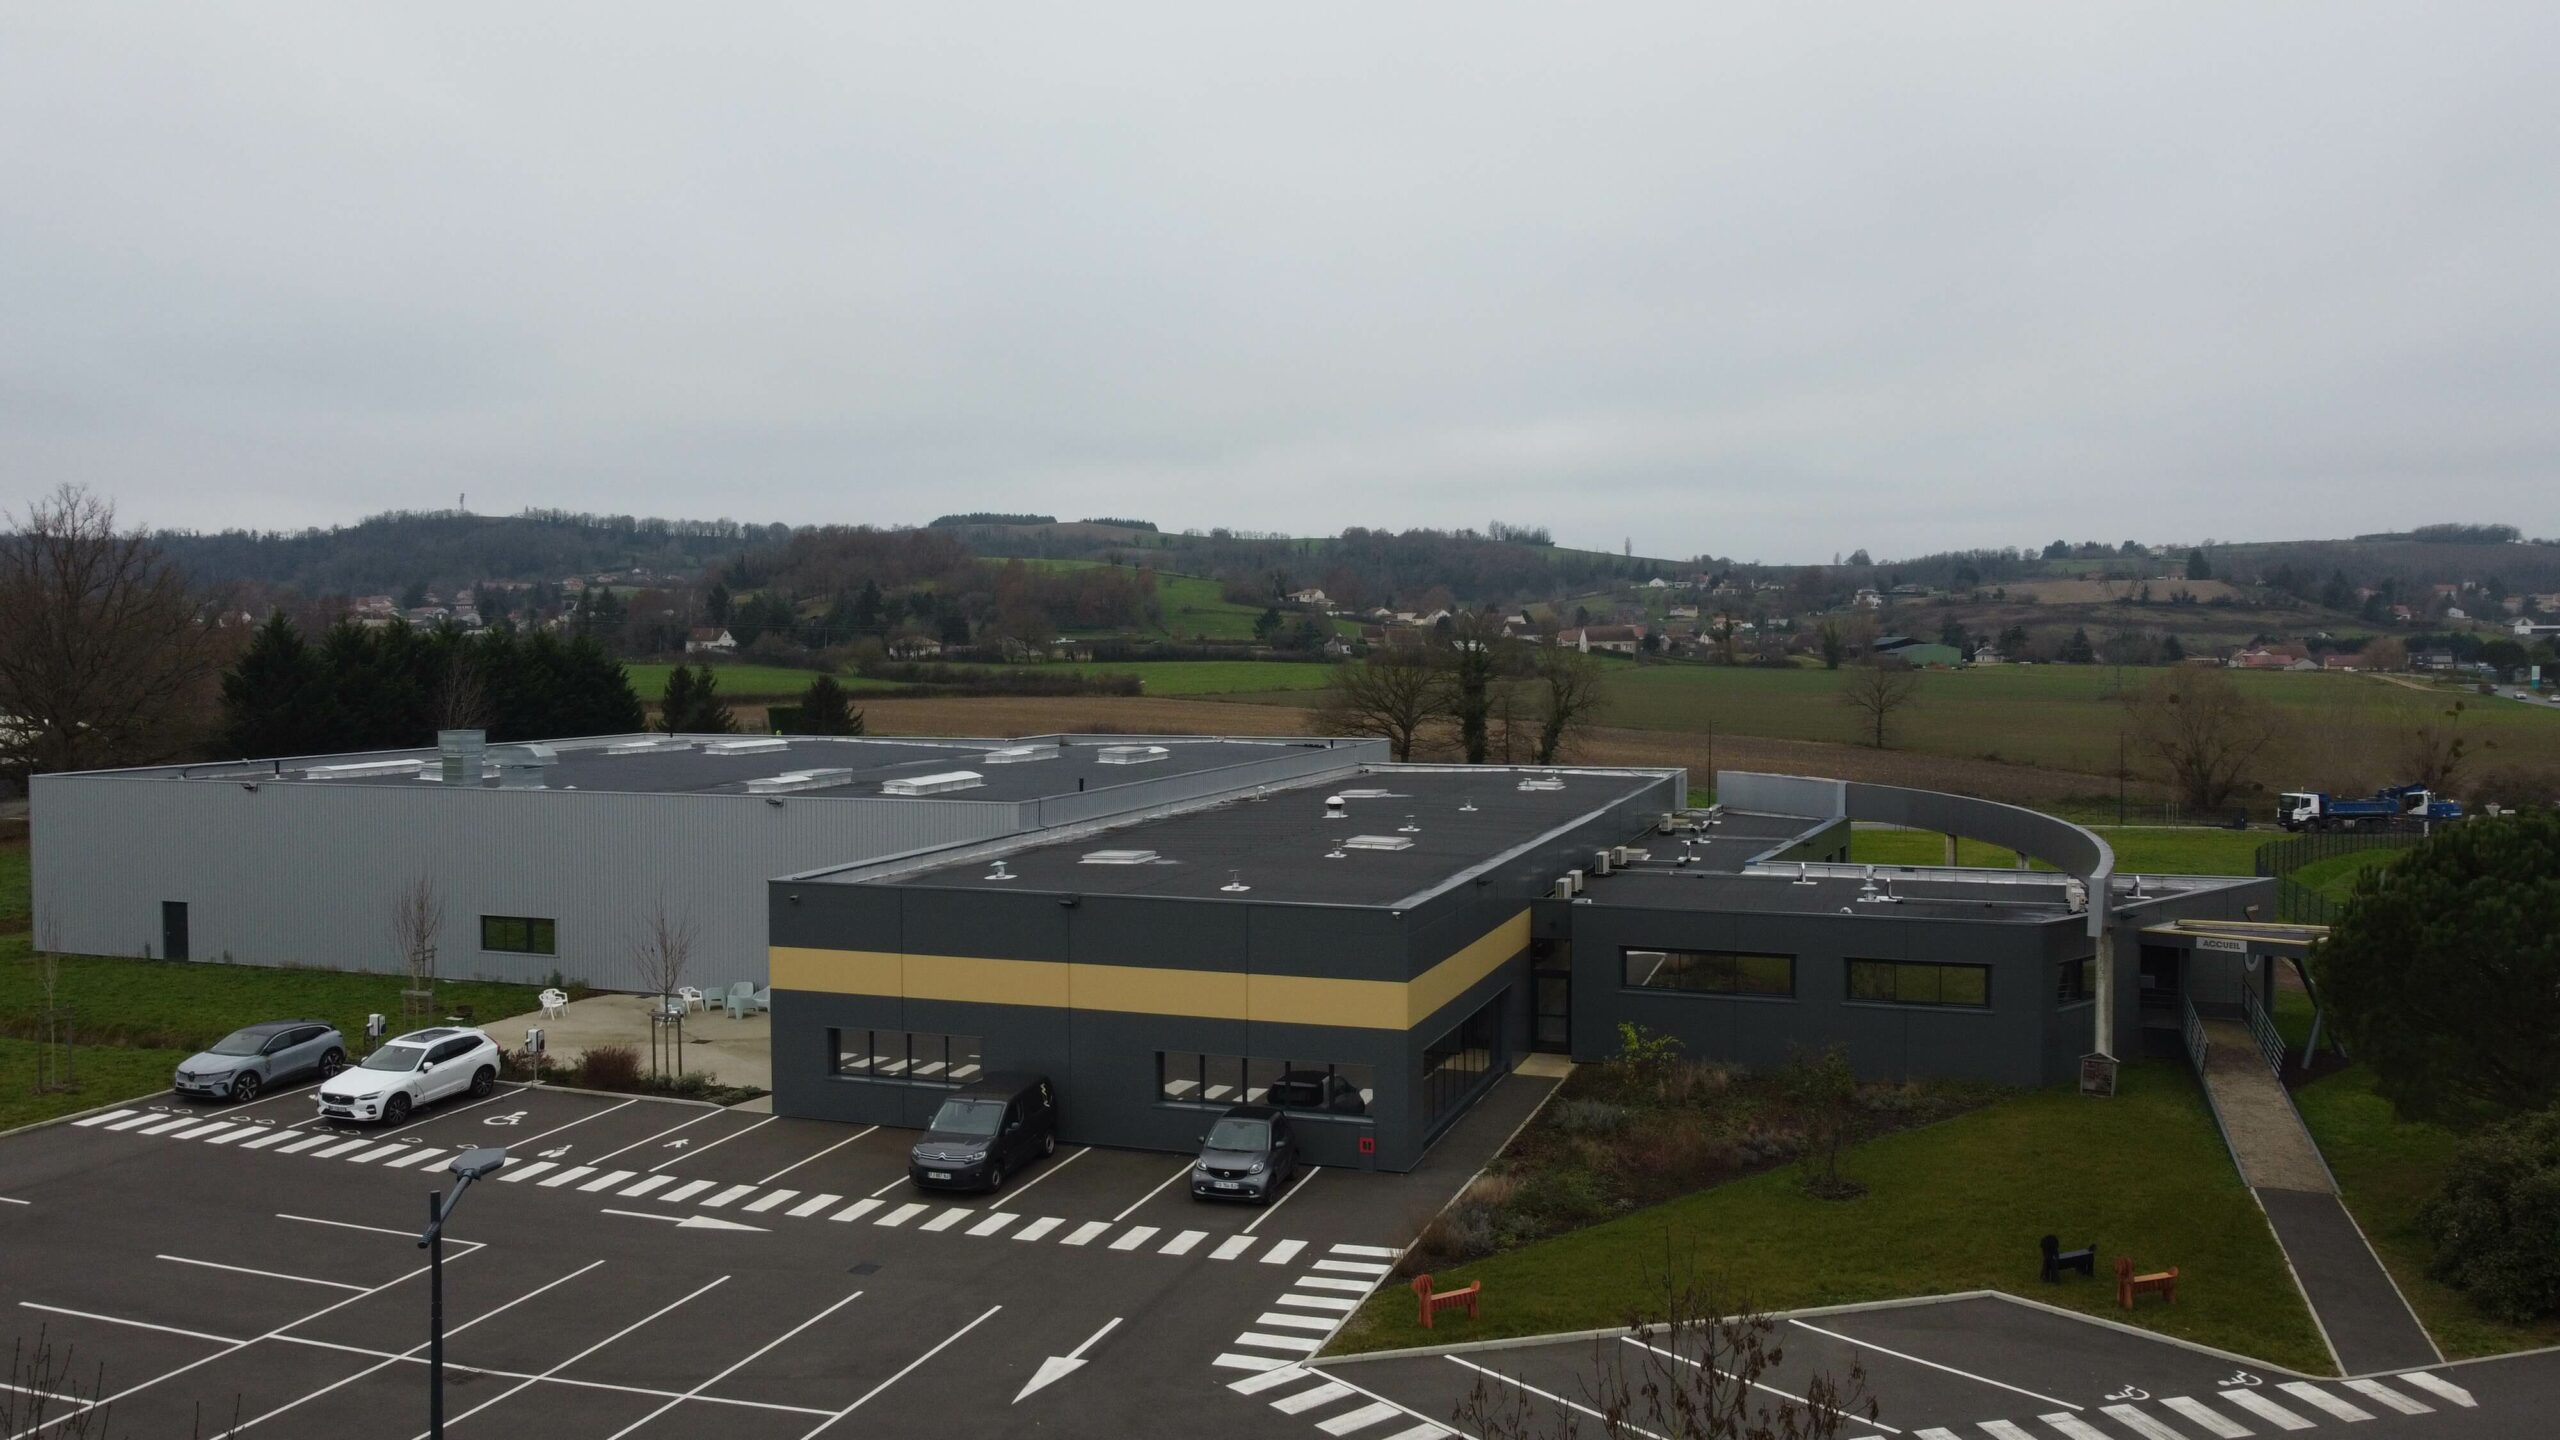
[908,1073,1057,1193]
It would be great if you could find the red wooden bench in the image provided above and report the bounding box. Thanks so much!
[2117,1256,2178,1309]
[1412,1273,1482,1329]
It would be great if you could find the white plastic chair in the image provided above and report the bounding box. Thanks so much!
[539,988,569,1018]
[725,981,754,1019]
[676,986,705,1012]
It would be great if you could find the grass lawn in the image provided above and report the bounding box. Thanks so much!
[2293,1066,2560,1359]
[0,1037,194,1132]
[1038,660,1336,696]
[1851,825,2268,876]
[625,661,897,701]
[1329,1062,2329,1372]
[2289,849,2398,903]
[0,839,25,932]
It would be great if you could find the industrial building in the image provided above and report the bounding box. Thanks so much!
[30,731,1386,992]
[765,768,2273,1171]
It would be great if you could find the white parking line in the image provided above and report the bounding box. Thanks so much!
[1622,1336,1900,1434]
[1260,1239,1309,1266]
[511,1098,640,1150]
[382,1148,448,1170]
[155,1255,368,1293]
[1785,1319,2082,1411]
[19,1303,243,1346]
[866,1175,910,1199]
[402,1276,729,1439]
[1449,1357,1667,1440]
[1243,1168,1321,1233]
[1060,1220,1112,1246]
[796,1305,1001,1439]
[265,1336,830,1416]
[586,1110,721,1168]
[276,1212,483,1249]
[1111,1161,1195,1223]
[649,1115,777,1172]
[601,1288,868,1440]
[1013,1216,1064,1242]
[993,1145,1088,1203]
[756,1125,878,1185]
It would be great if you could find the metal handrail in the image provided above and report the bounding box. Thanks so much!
[2242,984,2289,1077]
[2181,996,2208,1075]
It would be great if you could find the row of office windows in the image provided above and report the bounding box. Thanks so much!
[1621,948,2094,1009]
[827,1029,984,1086]
[1158,1053,1374,1115]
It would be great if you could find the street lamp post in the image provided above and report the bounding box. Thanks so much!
[418,1146,508,1439]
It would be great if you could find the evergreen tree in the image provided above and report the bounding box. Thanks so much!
[2161,633,2186,662]
[659,664,698,734]
[688,666,738,734]
[797,675,862,735]
[2185,548,2212,582]
[2063,628,2097,664]
[219,612,338,757]
[704,582,731,627]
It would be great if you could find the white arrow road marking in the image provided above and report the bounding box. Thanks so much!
[1013,1317,1121,1403]
[598,1209,768,1232]
[2393,1372,2474,1408]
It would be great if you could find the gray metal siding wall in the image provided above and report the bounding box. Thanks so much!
[32,774,1020,992]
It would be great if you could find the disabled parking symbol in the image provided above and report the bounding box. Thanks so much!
[483,1110,529,1127]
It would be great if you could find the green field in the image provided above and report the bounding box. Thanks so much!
[0,1037,193,1133]
[1328,1062,2328,1372]
[1040,660,1337,696]
[2290,849,2399,902]
[1850,824,2270,875]
[625,662,897,701]
[0,841,25,932]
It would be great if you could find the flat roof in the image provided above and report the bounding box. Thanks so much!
[1582,860,2253,924]
[864,766,1673,907]
[110,735,1359,803]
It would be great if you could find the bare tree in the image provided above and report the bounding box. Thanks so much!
[389,874,445,1018]
[2125,666,2287,812]
[1835,662,1921,749]
[1313,650,1453,761]
[1531,647,1609,764]
[0,485,227,778]
[2398,697,2473,794]
[631,896,696,1080]
[1454,1261,1876,1439]
[430,645,490,731]
[1438,610,1516,765]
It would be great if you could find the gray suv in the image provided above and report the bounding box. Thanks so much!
[173,1020,347,1102]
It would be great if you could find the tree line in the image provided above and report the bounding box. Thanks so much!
[1314,613,1609,764]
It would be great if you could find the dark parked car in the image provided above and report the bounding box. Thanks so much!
[173,1020,346,1102]
[1264,1069,1367,1115]
[909,1073,1056,1192]
[1191,1105,1298,1204]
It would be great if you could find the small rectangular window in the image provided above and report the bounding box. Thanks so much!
[1160,1053,1372,1117]
[1847,959,1992,1009]
[480,915,557,955]
[2057,957,2096,1004]
[829,1029,978,1086]
[1623,948,1794,997]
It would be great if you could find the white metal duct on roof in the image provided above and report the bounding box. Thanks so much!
[1079,849,1162,865]
[745,768,857,795]
[1335,787,1400,799]
[1341,834,1415,851]
[881,770,984,796]
[606,739,689,755]
[1095,744,1170,765]
[305,759,425,780]
[1516,775,1566,791]
[981,745,1057,764]
[704,737,790,756]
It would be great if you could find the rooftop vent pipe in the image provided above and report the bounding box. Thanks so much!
[1323,796,1348,819]
[438,729,485,786]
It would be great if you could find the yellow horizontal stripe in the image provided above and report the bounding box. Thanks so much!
[769,909,1528,1032]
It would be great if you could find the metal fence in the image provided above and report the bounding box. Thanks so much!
[2252,831,2423,924]
[2241,985,2288,1077]
[2181,995,2208,1076]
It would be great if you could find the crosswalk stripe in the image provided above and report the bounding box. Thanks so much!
[921,1207,970,1232]
[1279,1294,1360,1313]
[496,1160,557,1183]
[239,1129,301,1149]
[1255,1312,1336,1333]
[2218,1391,2314,1431]
[1214,1353,1295,1374]
[1273,1380,1356,1414]
[1109,1225,1160,1251]
[193,1124,255,1143]
[1330,1243,1401,1259]
[785,1192,839,1217]
[1374,1424,1451,1440]
[2102,1405,2193,1440]
[1317,1400,1407,1435]
[874,1202,928,1227]
[1260,1239,1308,1266]
[576,1168,636,1191]
[1913,1428,1963,1440]
[658,1179,715,1203]
[1210,1235,1258,1261]
[175,1121,237,1140]
[204,1126,259,1145]
[744,1188,800,1213]
[2036,1414,2113,1440]
[1161,1229,1208,1256]
[1977,1423,2040,1440]
[538,1166,597,1188]
[2393,1373,2474,1408]
[2161,1397,2252,1437]
[106,1114,161,1131]
[1013,1216,1064,1242]
[2276,1383,2372,1422]
[1061,1220,1112,1246]
[1227,1364,1310,1394]
[829,1198,883,1223]
[72,1110,137,1127]
[967,1212,1018,1237]
[700,1184,758,1208]
[618,1174,677,1198]
[141,1117,200,1135]
[1314,1258,1393,1277]
[385,1148,448,1169]
[315,1138,373,1158]
[1296,1276,1373,1293]
[2341,1379,2430,1415]
[346,1144,408,1164]
[1236,1332,1323,1355]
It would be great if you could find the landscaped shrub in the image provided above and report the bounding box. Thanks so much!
[1548,1098,1633,1135]
[2419,1104,2560,1321]
[577,1043,643,1091]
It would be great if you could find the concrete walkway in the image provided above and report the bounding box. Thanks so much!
[2195,1017,2440,1374]
[481,992,775,1092]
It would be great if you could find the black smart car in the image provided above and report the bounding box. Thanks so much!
[909,1073,1057,1193]
[1190,1104,1299,1204]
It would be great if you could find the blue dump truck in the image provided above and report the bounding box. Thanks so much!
[2277,784,2465,832]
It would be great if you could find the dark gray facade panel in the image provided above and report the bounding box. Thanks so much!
[1069,897,1252,974]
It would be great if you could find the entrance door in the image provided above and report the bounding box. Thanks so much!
[1531,938,1572,1052]
[162,901,189,962]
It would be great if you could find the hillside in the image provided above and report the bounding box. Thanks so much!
[156,509,784,596]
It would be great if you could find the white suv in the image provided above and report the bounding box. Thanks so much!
[316,1027,501,1125]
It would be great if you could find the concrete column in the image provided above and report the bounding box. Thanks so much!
[1943,833,1958,866]
[2092,920,2116,1060]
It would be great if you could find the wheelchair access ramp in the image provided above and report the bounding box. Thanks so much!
[2190,1011,2441,1375]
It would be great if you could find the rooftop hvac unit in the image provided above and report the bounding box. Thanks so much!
[437,729,485,786]
[1517,775,1566,792]
[981,745,1057,765]
[1340,834,1415,852]
[1335,787,1398,799]
[881,770,984,796]
[1552,876,1573,898]
[307,759,426,780]
[1594,851,1612,876]
[1079,849,1162,865]
[1568,868,1585,894]
[745,768,857,795]
[606,739,689,755]
[1095,744,1170,765]
[704,737,790,757]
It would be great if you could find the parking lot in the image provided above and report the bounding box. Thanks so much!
[0,1075,1547,1440]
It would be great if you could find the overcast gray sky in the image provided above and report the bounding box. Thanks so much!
[4,5,2555,561]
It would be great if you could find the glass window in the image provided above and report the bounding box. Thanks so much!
[2057,957,2096,1004]
[828,1029,979,1086]
[1846,959,1993,1008]
[925,1098,1005,1137]
[1421,997,1501,1130]
[1159,1053,1373,1116]
[480,915,557,955]
[1622,948,1795,997]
